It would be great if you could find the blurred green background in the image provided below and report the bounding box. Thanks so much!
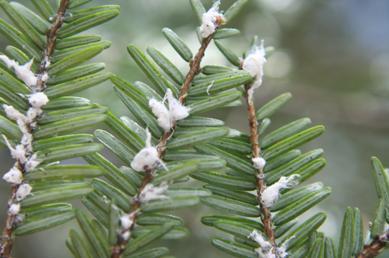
[0,0,388,257]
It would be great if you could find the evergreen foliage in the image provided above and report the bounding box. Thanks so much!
[0,1,387,258]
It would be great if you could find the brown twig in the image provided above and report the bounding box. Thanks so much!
[110,33,215,258]
[356,230,388,258]
[244,84,278,253]
[0,1,69,257]
[36,0,69,91]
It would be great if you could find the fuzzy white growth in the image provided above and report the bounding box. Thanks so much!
[242,41,267,102]
[121,231,131,241]
[3,105,25,122]
[166,89,190,121]
[3,167,23,185]
[120,214,134,230]
[131,129,166,172]
[138,182,169,203]
[252,157,266,170]
[261,174,300,208]
[199,1,224,38]
[29,92,49,109]
[16,183,32,201]
[248,230,274,258]
[149,89,190,132]
[25,154,40,172]
[0,55,37,87]
[149,98,172,132]
[8,203,20,215]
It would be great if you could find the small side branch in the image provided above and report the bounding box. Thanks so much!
[110,33,215,258]
[357,230,389,258]
[36,0,70,91]
[0,1,69,257]
[244,86,277,248]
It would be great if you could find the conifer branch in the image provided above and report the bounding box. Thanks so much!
[36,0,70,91]
[0,1,69,257]
[244,86,278,254]
[357,230,389,258]
[111,31,219,258]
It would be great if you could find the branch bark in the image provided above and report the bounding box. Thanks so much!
[356,230,388,258]
[0,1,69,257]
[110,33,215,258]
[244,85,278,253]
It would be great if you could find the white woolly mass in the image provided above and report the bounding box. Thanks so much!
[29,92,49,109]
[25,154,40,172]
[138,183,169,203]
[149,98,172,132]
[149,89,190,132]
[3,167,23,185]
[242,41,267,101]
[16,183,32,201]
[3,105,25,122]
[261,174,300,208]
[0,55,37,87]
[8,203,21,215]
[120,214,134,230]
[252,157,266,170]
[199,1,224,38]
[248,230,273,257]
[11,144,27,163]
[130,129,165,172]
[121,231,131,241]
[166,89,190,121]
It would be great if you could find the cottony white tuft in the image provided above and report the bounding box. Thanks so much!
[3,167,23,185]
[242,40,267,101]
[25,154,40,172]
[0,55,37,87]
[149,98,172,132]
[120,214,134,230]
[139,182,169,203]
[29,92,49,109]
[16,183,32,201]
[3,105,25,122]
[261,174,300,208]
[149,89,190,132]
[166,89,190,121]
[121,231,131,241]
[10,144,27,163]
[248,230,275,257]
[8,203,21,215]
[130,129,166,172]
[199,1,225,38]
[252,157,266,170]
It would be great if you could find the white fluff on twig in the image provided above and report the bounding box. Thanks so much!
[24,154,40,172]
[261,174,300,208]
[242,41,267,102]
[3,167,23,185]
[131,129,166,172]
[8,203,21,215]
[248,230,274,258]
[149,89,190,132]
[138,182,169,203]
[166,89,190,121]
[16,183,32,201]
[29,92,49,109]
[199,1,225,38]
[149,98,172,132]
[252,157,266,170]
[0,55,37,87]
